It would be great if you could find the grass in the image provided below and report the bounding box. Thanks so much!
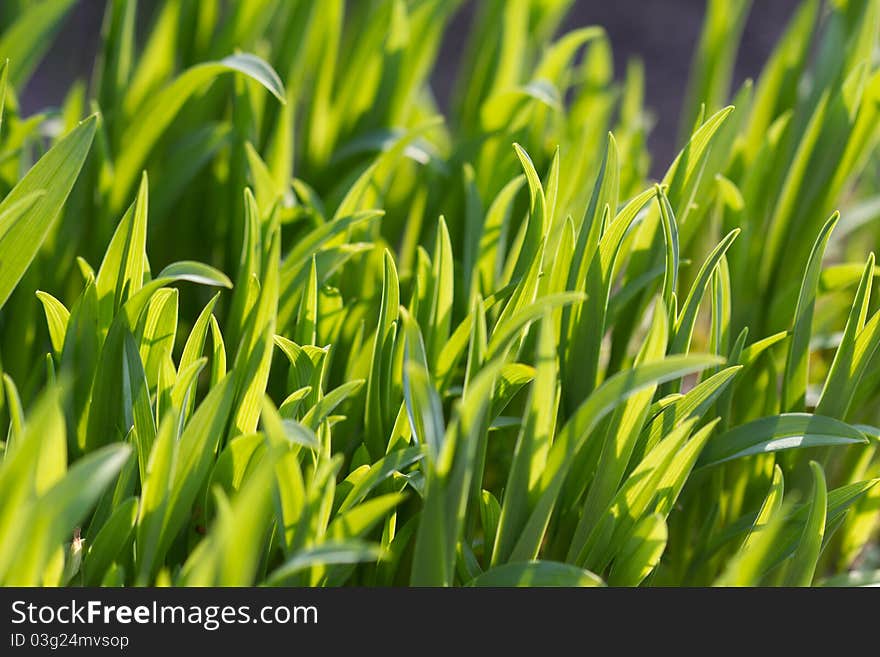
[0,0,879,587]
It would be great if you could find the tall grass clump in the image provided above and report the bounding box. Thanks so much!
[0,0,879,587]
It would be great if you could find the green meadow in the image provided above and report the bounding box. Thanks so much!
[0,0,879,587]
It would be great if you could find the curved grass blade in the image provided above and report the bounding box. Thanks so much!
[0,116,97,309]
[266,541,381,586]
[35,290,70,354]
[697,413,867,469]
[671,228,740,355]
[112,54,285,210]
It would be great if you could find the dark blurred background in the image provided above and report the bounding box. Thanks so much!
[23,0,802,167]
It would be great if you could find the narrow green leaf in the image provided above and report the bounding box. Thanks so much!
[742,465,785,552]
[35,290,70,354]
[266,541,381,586]
[10,444,131,586]
[0,116,97,309]
[112,54,286,210]
[783,461,827,586]
[671,229,740,355]
[83,496,138,586]
[697,413,867,468]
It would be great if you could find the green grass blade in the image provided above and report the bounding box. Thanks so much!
[671,228,740,355]
[566,298,670,562]
[0,116,97,309]
[783,461,827,586]
[782,212,839,411]
[266,541,381,586]
[817,254,880,418]
[35,290,70,354]
[742,464,785,553]
[468,561,604,587]
[697,413,868,469]
[82,496,138,586]
[493,312,559,564]
[9,443,131,585]
[364,250,400,459]
[607,513,668,587]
